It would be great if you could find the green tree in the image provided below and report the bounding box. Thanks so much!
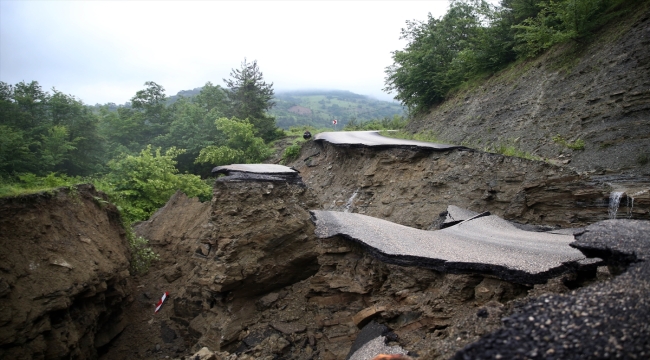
[39,125,78,168]
[0,81,105,176]
[195,117,271,166]
[130,81,170,144]
[223,59,279,141]
[385,0,498,113]
[0,125,36,175]
[512,0,611,57]
[153,97,226,175]
[106,145,210,221]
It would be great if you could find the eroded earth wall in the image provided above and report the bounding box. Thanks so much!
[290,141,650,229]
[0,185,132,359]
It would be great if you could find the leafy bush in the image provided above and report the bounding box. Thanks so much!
[384,0,633,113]
[282,140,304,163]
[107,145,211,222]
[513,0,614,57]
[124,223,159,274]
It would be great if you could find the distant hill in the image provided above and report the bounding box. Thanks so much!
[162,88,405,129]
[270,90,404,129]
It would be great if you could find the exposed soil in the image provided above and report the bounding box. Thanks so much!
[0,185,132,359]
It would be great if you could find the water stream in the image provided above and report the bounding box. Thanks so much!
[344,188,359,213]
[608,191,624,219]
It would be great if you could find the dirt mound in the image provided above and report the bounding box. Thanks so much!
[0,184,131,359]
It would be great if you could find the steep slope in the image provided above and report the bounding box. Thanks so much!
[407,2,650,175]
[0,185,132,359]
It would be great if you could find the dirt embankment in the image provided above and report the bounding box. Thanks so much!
[289,140,650,229]
[0,185,132,359]
[408,2,650,176]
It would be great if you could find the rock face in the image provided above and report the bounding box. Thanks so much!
[407,2,650,175]
[291,140,650,229]
[0,185,132,359]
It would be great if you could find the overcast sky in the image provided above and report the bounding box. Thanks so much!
[1,1,461,105]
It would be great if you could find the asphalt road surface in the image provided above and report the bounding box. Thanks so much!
[310,210,586,284]
[314,131,465,150]
[453,219,650,359]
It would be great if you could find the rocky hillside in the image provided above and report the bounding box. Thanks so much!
[407,2,650,176]
[0,185,132,359]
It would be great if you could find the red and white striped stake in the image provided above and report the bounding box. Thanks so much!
[154,292,169,313]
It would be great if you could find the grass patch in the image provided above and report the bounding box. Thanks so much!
[553,135,585,150]
[378,130,441,143]
[488,144,543,161]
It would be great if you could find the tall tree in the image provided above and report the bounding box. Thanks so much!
[223,59,278,141]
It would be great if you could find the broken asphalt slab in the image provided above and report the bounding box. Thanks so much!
[212,164,303,183]
[314,130,467,150]
[452,219,650,359]
[310,210,586,284]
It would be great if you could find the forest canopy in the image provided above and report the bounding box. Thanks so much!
[0,60,279,221]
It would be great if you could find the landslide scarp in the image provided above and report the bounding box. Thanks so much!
[0,184,132,360]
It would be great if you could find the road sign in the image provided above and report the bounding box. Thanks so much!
[332,119,338,125]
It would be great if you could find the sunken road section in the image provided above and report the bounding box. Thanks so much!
[314,130,466,150]
[212,163,303,183]
[310,210,586,284]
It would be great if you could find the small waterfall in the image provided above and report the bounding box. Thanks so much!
[344,188,359,213]
[626,190,648,219]
[608,191,624,219]
[627,196,634,219]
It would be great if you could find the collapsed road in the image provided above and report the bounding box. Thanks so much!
[314,130,465,150]
[310,210,589,285]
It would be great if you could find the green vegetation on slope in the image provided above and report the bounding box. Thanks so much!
[385,0,636,114]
